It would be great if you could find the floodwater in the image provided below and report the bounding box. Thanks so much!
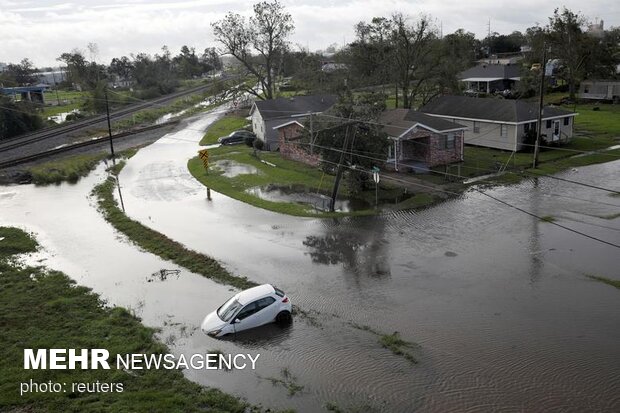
[213,159,259,178]
[245,184,370,212]
[1,108,619,412]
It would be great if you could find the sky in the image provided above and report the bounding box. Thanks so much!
[0,0,618,67]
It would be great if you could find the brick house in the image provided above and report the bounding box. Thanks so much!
[379,109,467,172]
[274,121,320,166]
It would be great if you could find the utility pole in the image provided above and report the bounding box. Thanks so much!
[51,71,60,105]
[329,122,354,212]
[104,87,115,158]
[309,113,314,155]
[533,44,547,169]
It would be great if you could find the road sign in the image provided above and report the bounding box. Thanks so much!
[198,149,209,170]
[373,171,380,184]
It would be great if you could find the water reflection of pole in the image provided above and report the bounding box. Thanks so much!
[529,177,543,284]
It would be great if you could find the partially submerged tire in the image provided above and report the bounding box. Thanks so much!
[275,311,292,325]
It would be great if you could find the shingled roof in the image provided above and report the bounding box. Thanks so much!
[459,64,521,81]
[252,95,337,120]
[379,109,466,137]
[420,95,576,123]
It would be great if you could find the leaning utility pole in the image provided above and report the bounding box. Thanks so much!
[532,44,547,169]
[329,122,354,212]
[104,87,115,158]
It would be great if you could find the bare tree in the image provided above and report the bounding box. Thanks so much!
[212,0,294,99]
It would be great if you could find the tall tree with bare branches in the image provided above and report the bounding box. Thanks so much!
[212,0,294,99]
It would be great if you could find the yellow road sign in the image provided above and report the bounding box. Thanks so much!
[198,149,209,170]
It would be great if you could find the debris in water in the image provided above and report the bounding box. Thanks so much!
[148,269,181,282]
[444,251,458,257]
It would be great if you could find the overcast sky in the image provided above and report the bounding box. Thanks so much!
[1,0,618,67]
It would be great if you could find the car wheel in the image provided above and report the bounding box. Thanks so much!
[275,311,292,325]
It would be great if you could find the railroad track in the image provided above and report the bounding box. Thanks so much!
[0,121,178,169]
[0,84,210,153]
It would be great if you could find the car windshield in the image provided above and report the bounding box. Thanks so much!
[217,297,242,322]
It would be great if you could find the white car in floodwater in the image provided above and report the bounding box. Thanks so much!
[201,284,292,337]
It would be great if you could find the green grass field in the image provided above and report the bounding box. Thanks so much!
[189,145,344,217]
[0,227,257,412]
[200,115,250,145]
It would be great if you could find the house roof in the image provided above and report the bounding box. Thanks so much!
[459,64,521,81]
[420,95,577,123]
[272,120,304,130]
[379,109,466,137]
[252,95,337,120]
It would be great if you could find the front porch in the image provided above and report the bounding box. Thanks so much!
[387,136,431,173]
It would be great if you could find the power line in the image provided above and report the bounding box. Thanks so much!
[473,189,620,249]
[290,141,620,248]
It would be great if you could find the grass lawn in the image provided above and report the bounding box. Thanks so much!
[189,145,344,217]
[28,154,108,185]
[0,227,258,412]
[189,146,443,216]
[569,103,620,139]
[27,147,142,186]
[200,114,250,145]
[456,102,620,182]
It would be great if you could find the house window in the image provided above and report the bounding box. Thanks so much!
[500,124,507,137]
[563,117,570,126]
[524,123,529,132]
[546,120,552,128]
[446,133,455,149]
[473,121,480,133]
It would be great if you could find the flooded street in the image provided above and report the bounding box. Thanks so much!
[1,109,619,412]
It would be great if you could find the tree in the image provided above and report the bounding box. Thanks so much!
[390,13,437,108]
[310,92,389,193]
[201,47,222,72]
[0,96,43,139]
[3,59,38,86]
[109,56,134,82]
[57,50,87,87]
[435,29,480,94]
[584,26,620,80]
[212,0,294,99]
[130,47,178,98]
[546,8,591,99]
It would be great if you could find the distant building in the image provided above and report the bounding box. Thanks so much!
[579,80,620,102]
[37,70,66,86]
[320,61,348,73]
[587,20,605,38]
[459,64,521,94]
[0,62,7,72]
[0,85,50,104]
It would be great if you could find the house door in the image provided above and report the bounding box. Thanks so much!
[552,120,560,141]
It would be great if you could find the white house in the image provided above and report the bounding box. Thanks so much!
[420,95,578,151]
[250,95,336,151]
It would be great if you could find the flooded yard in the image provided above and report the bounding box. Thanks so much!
[1,109,619,412]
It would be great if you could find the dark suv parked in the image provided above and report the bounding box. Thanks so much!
[218,130,256,145]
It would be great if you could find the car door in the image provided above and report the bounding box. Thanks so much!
[255,297,277,326]
[232,300,262,332]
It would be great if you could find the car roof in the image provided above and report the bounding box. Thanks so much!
[236,284,275,305]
